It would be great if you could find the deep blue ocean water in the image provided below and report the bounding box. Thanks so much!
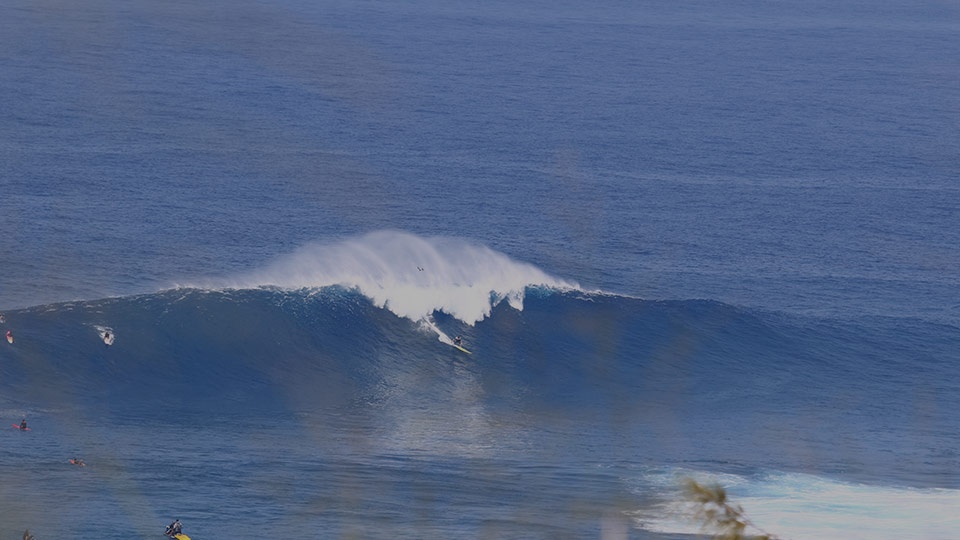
[1,0,959,538]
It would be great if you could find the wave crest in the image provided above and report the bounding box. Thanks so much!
[193,231,578,324]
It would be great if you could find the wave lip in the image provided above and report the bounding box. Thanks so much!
[192,231,579,324]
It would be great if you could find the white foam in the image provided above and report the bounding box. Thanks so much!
[197,231,578,325]
[419,316,454,345]
[634,469,960,540]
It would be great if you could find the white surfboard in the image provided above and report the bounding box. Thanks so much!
[96,326,115,346]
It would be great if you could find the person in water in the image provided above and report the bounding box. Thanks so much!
[454,335,463,347]
[19,419,27,430]
[165,519,183,537]
[70,457,86,467]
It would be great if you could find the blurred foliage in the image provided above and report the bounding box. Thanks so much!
[682,479,781,540]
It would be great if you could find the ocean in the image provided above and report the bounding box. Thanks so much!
[1,0,958,538]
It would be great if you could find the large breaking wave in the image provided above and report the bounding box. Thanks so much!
[183,231,580,325]
[1,232,958,537]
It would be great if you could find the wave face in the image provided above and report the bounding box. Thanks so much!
[2,286,957,489]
